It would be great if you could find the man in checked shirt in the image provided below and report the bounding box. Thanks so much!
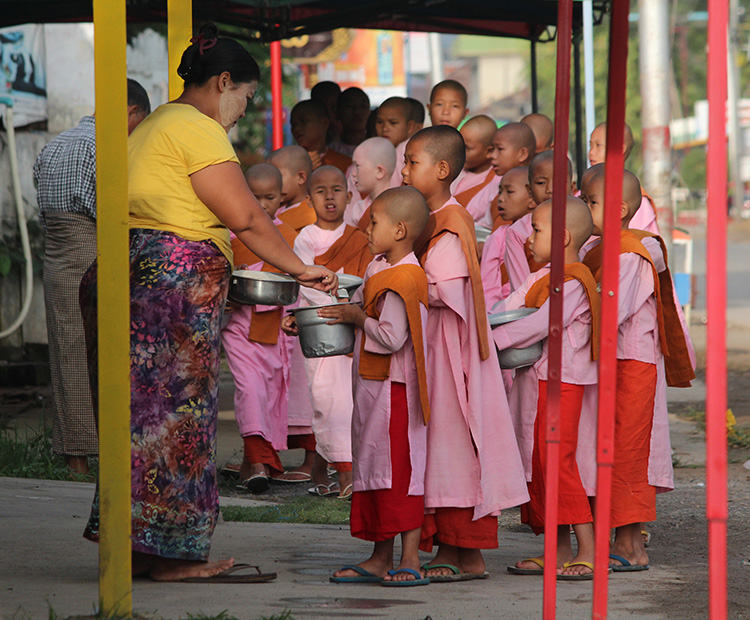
[33,78,150,476]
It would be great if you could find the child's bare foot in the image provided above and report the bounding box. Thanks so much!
[149,557,235,582]
[332,558,390,580]
[422,544,460,577]
[609,523,649,568]
[457,548,486,576]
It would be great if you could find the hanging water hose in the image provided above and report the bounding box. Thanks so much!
[0,96,34,339]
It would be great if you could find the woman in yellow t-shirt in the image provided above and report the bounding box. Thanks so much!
[80,23,337,583]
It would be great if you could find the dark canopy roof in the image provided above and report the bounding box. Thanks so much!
[0,1,609,41]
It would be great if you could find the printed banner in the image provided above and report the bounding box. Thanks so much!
[0,24,48,128]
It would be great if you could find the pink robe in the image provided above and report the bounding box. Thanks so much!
[480,224,512,312]
[630,195,660,235]
[421,201,529,519]
[294,222,357,463]
[491,267,598,487]
[390,139,408,188]
[344,194,371,228]
[461,172,501,226]
[351,253,428,494]
[504,213,538,292]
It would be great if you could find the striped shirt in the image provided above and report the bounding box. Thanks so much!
[33,116,97,226]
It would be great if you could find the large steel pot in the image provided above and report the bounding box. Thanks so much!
[336,274,364,299]
[290,302,357,358]
[228,270,299,306]
[488,307,543,369]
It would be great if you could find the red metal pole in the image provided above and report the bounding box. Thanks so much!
[706,1,728,619]
[591,1,630,618]
[544,1,573,617]
[270,40,283,150]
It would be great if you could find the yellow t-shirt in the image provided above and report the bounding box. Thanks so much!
[128,103,239,262]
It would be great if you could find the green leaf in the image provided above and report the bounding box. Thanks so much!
[0,254,11,277]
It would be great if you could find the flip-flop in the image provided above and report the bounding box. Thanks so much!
[641,529,651,547]
[609,554,649,572]
[219,464,241,480]
[307,482,339,497]
[507,556,545,575]
[381,568,430,587]
[337,484,353,500]
[271,470,312,483]
[557,561,611,581]
[237,473,270,494]
[330,564,383,583]
[180,564,276,583]
[421,563,489,583]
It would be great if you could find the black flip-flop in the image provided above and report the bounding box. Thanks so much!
[609,554,649,572]
[180,564,277,583]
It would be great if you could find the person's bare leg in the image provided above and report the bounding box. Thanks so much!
[457,547,486,575]
[338,469,353,498]
[558,522,595,577]
[422,543,460,577]
[66,456,90,476]
[149,556,235,581]
[238,460,268,481]
[310,452,336,487]
[610,522,649,567]
[514,527,572,571]
[383,529,422,582]
[332,539,394,579]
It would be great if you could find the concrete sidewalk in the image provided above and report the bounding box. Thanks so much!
[1,471,698,620]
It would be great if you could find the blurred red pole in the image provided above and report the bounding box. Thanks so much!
[270,40,283,150]
[706,1,728,619]
[544,1,573,618]
[591,1,629,618]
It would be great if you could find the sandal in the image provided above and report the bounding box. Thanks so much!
[271,470,312,483]
[337,484,353,500]
[237,472,270,494]
[307,482,339,497]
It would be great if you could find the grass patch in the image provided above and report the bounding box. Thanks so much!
[0,420,98,481]
[679,408,750,448]
[222,495,350,525]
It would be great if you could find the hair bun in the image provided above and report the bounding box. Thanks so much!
[198,23,219,39]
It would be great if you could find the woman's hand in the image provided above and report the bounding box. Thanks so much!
[280,315,299,336]
[294,265,339,293]
[317,302,366,329]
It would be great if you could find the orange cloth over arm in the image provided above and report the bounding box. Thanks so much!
[415,203,491,360]
[314,224,372,278]
[358,264,431,424]
[277,200,317,232]
[455,169,495,210]
[321,149,353,174]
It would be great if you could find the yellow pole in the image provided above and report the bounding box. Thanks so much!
[168,0,193,100]
[93,0,132,615]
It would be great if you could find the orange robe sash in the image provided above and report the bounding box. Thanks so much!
[321,149,353,174]
[314,224,372,278]
[277,199,316,232]
[455,169,495,210]
[358,264,431,424]
[415,203,491,360]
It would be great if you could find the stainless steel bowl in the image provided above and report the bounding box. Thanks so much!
[336,274,364,299]
[290,303,357,358]
[228,270,299,306]
[475,224,492,244]
[488,307,543,369]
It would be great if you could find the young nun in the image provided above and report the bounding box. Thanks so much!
[454,115,499,224]
[346,137,397,230]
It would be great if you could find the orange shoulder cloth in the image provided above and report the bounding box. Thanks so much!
[582,230,694,386]
[277,200,316,232]
[315,224,372,278]
[321,149,353,174]
[415,203,490,360]
[524,263,601,361]
[359,264,430,424]
[455,169,495,210]
[230,222,298,346]
[357,205,371,233]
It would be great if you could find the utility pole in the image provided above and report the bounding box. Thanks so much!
[638,0,673,256]
[728,0,743,217]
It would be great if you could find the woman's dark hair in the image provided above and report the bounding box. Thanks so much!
[177,23,260,87]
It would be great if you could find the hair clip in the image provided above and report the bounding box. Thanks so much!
[190,33,218,56]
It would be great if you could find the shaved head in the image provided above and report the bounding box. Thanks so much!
[354,137,397,176]
[580,162,605,194]
[529,149,573,183]
[460,115,498,147]
[268,145,313,176]
[537,196,593,251]
[409,125,466,183]
[311,81,341,103]
[594,121,635,161]
[379,96,413,120]
[521,113,554,152]
[373,186,430,240]
[292,99,329,121]
[503,165,530,185]
[589,168,643,222]
[406,97,426,125]
[309,164,347,187]
[245,162,282,188]
[497,122,536,163]
[430,79,468,107]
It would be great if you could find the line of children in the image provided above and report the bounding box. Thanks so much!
[218,76,695,587]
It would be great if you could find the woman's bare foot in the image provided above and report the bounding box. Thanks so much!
[238,460,268,482]
[149,557,235,582]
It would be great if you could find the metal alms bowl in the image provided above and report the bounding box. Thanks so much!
[488,307,543,369]
[336,274,364,299]
[228,270,299,306]
[290,302,357,358]
[475,224,493,245]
